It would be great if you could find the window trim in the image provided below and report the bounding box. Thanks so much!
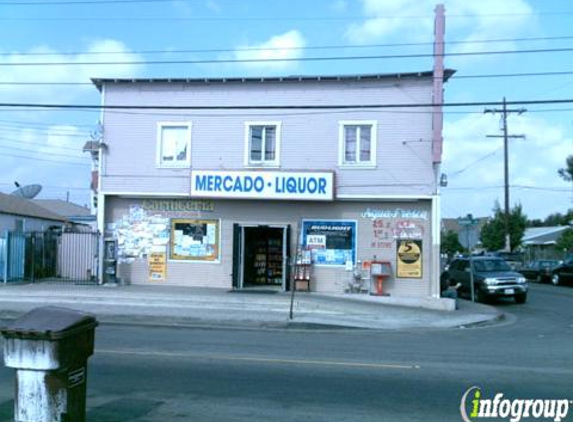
[156,122,192,169]
[338,120,377,168]
[244,121,282,168]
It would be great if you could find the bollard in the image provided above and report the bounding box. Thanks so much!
[1,306,98,422]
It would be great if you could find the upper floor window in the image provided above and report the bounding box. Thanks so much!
[156,122,192,168]
[245,122,281,167]
[339,121,377,167]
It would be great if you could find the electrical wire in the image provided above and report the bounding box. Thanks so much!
[0,143,89,160]
[0,136,88,152]
[0,152,90,166]
[2,98,573,110]
[2,35,573,57]
[448,148,503,178]
[3,47,573,67]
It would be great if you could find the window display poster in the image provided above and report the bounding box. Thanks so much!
[170,219,220,261]
[302,220,356,266]
[396,240,423,278]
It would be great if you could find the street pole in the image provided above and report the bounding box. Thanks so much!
[467,225,475,302]
[502,98,510,253]
[485,98,526,252]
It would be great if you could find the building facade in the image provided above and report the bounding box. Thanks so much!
[92,69,452,297]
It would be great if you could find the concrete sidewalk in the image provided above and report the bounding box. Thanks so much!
[0,283,503,330]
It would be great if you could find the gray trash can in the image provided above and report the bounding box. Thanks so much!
[1,306,98,422]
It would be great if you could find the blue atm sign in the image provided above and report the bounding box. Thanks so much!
[191,170,334,201]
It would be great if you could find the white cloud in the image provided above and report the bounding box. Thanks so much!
[345,0,537,56]
[233,30,306,71]
[206,0,222,13]
[0,39,144,102]
[442,113,573,219]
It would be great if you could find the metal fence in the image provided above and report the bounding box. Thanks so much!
[1,229,100,285]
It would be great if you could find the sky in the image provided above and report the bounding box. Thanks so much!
[0,0,572,221]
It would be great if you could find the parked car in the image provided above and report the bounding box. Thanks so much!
[551,257,573,286]
[520,260,562,283]
[486,251,525,271]
[443,256,528,304]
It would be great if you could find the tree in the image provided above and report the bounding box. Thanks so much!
[558,155,573,182]
[556,229,573,253]
[528,210,573,227]
[480,202,527,251]
[441,230,463,255]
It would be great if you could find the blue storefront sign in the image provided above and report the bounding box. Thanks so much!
[302,220,356,266]
[191,170,334,201]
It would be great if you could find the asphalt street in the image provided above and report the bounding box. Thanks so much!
[0,283,572,421]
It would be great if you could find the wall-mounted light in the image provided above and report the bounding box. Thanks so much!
[440,173,448,187]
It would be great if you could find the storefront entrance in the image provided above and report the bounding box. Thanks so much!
[232,224,290,290]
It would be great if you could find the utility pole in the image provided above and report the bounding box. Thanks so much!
[484,98,526,252]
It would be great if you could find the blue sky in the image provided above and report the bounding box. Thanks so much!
[0,0,572,220]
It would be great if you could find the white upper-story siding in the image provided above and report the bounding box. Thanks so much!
[96,73,442,197]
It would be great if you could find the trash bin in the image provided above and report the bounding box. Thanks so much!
[1,306,98,422]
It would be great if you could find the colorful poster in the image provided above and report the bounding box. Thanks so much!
[302,220,356,266]
[396,240,423,278]
[148,251,167,282]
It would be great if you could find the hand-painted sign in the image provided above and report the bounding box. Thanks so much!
[191,170,334,201]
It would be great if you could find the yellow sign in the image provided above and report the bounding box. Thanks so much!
[396,240,422,278]
[149,251,167,282]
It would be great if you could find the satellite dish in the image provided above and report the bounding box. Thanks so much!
[11,184,42,199]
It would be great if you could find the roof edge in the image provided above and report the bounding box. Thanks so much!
[92,69,456,92]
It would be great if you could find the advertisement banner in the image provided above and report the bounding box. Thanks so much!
[396,240,423,278]
[302,220,356,266]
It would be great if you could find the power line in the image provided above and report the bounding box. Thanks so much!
[0,152,90,166]
[2,35,573,58]
[448,185,570,192]
[0,119,95,128]
[2,98,573,111]
[0,182,91,191]
[0,0,181,5]
[0,136,87,152]
[2,0,573,19]
[449,147,503,178]
[0,126,89,138]
[4,69,573,87]
[1,46,573,67]
[0,143,89,160]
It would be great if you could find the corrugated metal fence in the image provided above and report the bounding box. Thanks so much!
[1,229,100,285]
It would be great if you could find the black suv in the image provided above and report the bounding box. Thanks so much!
[444,257,528,304]
[551,257,573,286]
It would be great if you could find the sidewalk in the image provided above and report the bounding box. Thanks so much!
[0,283,503,330]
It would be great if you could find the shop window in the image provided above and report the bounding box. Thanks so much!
[339,121,377,167]
[245,121,281,167]
[170,219,220,262]
[302,220,357,266]
[157,122,192,168]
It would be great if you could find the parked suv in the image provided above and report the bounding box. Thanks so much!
[551,257,573,286]
[444,257,528,304]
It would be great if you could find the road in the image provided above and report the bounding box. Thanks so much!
[1,283,572,421]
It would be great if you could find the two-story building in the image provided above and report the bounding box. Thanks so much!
[91,67,453,297]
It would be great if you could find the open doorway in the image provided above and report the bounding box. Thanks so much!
[232,225,290,290]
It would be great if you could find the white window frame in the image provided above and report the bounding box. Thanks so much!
[244,121,282,168]
[156,122,192,168]
[338,120,377,168]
